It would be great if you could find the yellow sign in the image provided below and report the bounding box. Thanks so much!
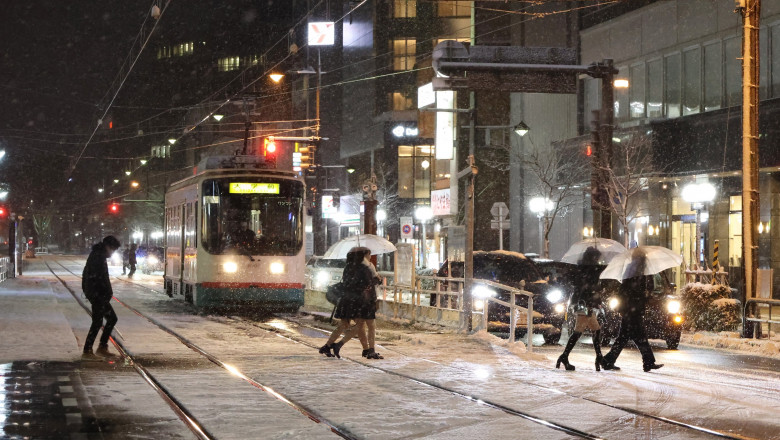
[229,183,280,194]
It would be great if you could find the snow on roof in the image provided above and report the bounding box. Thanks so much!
[474,249,527,259]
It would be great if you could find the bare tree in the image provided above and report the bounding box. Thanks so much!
[486,135,589,258]
[597,132,655,247]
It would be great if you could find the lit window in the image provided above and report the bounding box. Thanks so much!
[437,1,471,17]
[393,0,417,18]
[398,145,434,199]
[391,91,413,111]
[218,57,241,72]
[391,39,416,71]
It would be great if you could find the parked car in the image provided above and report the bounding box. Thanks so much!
[305,256,346,291]
[433,251,567,344]
[136,246,165,274]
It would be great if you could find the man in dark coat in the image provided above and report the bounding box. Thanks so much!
[127,243,137,278]
[601,256,664,372]
[82,235,121,359]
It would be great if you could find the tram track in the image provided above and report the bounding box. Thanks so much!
[49,257,764,439]
[46,259,359,440]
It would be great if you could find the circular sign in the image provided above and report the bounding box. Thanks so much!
[402,225,412,234]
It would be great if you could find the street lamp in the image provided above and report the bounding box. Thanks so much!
[529,197,554,257]
[415,206,433,268]
[682,181,716,268]
[514,121,530,137]
[377,209,387,238]
[269,73,284,83]
[213,114,224,122]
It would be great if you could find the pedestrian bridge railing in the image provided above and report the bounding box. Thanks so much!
[0,257,10,283]
[377,275,535,350]
[744,298,780,339]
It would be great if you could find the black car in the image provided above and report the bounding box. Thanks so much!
[566,268,684,349]
[433,251,568,344]
[136,246,164,274]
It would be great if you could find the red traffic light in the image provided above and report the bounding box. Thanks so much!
[264,137,277,155]
[585,144,593,157]
[0,207,5,217]
[109,203,120,213]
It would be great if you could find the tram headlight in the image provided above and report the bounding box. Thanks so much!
[269,262,286,274]
[315,271,329,287]
[667,299,681,314]
[223,262,238,273]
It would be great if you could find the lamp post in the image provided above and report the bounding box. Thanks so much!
[682,182,716,268]
[529,197,553,258]
[415,206,433,268]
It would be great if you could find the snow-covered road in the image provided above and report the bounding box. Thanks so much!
[3,255,778,439]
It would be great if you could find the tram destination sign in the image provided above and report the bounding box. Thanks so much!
[229,182,280,194]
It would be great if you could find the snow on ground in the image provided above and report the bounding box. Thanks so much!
[682,330,780,358]
[4,255,780,439]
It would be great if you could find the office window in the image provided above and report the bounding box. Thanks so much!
[218,57,241,72]
[682,47,701,115]
[391,91,414,111]
[173,42,194,57]
[773,25,780,98]
[437,1,471,17]
[629,63,646,119]
[703,42,723,111]
[398,145,433,199]
[391,39,416,70]
[665,53,681,118]
[725,36,741,107]
[393,0,417,18]
[614,68,629,121]
[647,59,663,118]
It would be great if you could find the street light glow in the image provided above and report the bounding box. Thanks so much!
[514,121,530,137]
[614,79,629,88]
[269,73,284,83]
[529,197,553,215]
[415,206,433,221]
[682,182,716,203]
[376,209,387,222]
[168,138,177,145]
[213,114,224,122]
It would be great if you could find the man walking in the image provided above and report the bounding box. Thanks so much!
[82,235,121,359]
[127,243,137,278]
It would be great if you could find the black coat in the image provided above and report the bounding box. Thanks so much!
[82,243,114,303]
[570,265,603,309]
[334,261,378,320]
[619,275,652,316]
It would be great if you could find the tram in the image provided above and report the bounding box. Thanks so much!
[164,154,305,309]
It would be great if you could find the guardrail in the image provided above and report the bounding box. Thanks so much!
[377,275,535,351]
[0,257,10,283]
[744,298,780,338]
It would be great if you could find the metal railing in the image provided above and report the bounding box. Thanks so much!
[377,275,535,351]
[0,257,10,283]
[744,298,780,338]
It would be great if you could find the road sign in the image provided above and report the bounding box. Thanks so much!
[491,202,508,219]
[400,216,414,239]
[491,219,510,230]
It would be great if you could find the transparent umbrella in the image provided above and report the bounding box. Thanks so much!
[322,234,396,259]
[560,237,627,265]
[599,246,683,281]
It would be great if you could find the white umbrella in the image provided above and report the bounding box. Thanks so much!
[599,246,683,281]
[322,234,397,259]
[560,237,627,265]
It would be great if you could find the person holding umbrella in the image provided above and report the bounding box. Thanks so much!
[556,246,606,371]
[600,248,665,372]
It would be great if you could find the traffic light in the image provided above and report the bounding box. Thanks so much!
[109,203,120,214]
[263,137,277,166]
[0,206,6,217]
[585,144,593,157]
[299,143,316,170]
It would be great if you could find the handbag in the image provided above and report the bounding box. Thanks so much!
[326,282,346,305]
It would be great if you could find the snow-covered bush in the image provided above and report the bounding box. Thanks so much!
[681,283,740,331]
[415,268,438,291]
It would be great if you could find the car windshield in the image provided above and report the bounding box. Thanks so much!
[474,253,542,284]
[201,178,304,256]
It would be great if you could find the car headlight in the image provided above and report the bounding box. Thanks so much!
[223,262,238,273]
[111,252,121,263]
[315,271,330,286]
[269,262,286,274]
[147,255,158,265]
[545,288,563,303]
[554,303,565,314]
[609,297,619,310]
[667,299,681,314]
[473,299,485,310]
[472,285,497,299]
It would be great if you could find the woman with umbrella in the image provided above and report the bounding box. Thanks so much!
[556,246,606,371]
[319,247,383,359]
[600,247,665,372]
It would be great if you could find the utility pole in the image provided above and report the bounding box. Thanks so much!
[737,0,760,331]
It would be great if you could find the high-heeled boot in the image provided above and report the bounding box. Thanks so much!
[318,344,333,357]
[556,331,581,371]
[593,330,603,371]
[332,341,344,359]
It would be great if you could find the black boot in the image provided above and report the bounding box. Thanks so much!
[318,344,333,357]
[643,363,664,372]
[593,330,603,372]
[365,348,383,359]
[556,331,580,371]
[332,342,344,359]
[361,349,370,358]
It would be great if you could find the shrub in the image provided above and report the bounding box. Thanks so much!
[681,283,740,331]
[415,268,438,291]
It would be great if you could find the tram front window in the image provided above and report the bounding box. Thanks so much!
[202,179,304,256]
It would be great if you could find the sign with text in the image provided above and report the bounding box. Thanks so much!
[431,189,451,216]
[229,182,279,194]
